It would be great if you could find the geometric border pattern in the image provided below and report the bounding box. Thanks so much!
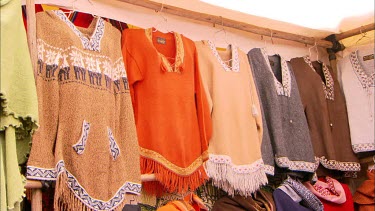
[27,160,142,210]
[72,120,91,155]
[207,40,240,72]
[318,156,361,172]
[26,166,57,180]
[54,10,105,52]
[108,127,121,160]
[261,48,292,97]
[303,56,334,100]
[207,155,265,174]
[263,164,275,176]
[349,51,375,91]
[352,142,375,153]
[275,156,316,173]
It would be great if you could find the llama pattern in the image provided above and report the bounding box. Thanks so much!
[37,39,128,91]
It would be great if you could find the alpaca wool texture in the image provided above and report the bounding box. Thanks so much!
[26,10,141,211]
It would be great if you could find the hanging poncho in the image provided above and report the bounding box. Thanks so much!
[26,10,141,211]
[196,40,267,196]
[290,56,360,175]
[122,28,212,194]
[248,48,316,176]
[1,0,39,210]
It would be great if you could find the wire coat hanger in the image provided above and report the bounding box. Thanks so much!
[308,40,319,62]
[264,29,276,56]
[212,16,230,47]
[355,27,371,46]
[153,3,170,33]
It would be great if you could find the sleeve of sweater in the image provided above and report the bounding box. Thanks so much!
[247,60,263,145]
[194,47,213,161]
[121,29,143,123]
[247,50,276,175]
[26,54,59,181]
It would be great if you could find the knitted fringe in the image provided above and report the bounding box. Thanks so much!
[54,173,127,211]
[141,157,208,195]
[205,160,268,197]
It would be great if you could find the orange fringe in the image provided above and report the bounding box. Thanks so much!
[54,173,127,211]
[141,157,208,196]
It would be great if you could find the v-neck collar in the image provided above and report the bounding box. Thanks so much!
[207,40,240,72]
[303,56,335,101]
[53,10,105,52]
[349,51,375,90]
[145,28,184,73]
[261,48,291,97]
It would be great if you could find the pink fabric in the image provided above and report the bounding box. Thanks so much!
[304,177,346,204]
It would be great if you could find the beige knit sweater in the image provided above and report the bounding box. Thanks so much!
[26,10,141,211]
[196,40,267,197]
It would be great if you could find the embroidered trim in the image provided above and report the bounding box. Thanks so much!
[352,142,375,153]
[139,147,204,176]
[303,56,334,100]
[206,155,265,174]
[55,160,141,210]
[205,155,268,196]
[275,157,316,173]
[317,156,361,172]
[107,127,120,160]
[322,63,335,100]
[72,120,91,155]
[207,40,240,72]
[145,28,184,73]
[350,51,375,90]
[26,166,57,180]
[53,10,105,52]
[344,171,357,178]
[264,164,275,176]
[28,161,142,209]
[283,177,324,211]
[261,48,291,97]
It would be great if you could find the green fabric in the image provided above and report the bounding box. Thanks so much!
[1,128,25,211]
[0,0,39,210]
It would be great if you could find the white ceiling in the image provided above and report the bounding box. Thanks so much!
[153,0,374,38]
[201,0,375,33]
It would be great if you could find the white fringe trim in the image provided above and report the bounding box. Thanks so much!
[204,155,268,197]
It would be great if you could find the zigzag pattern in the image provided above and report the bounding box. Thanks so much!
[352,143,375,153]
[350,52,375,89]
[72,120,91,155]
[26,166,56,180]
[55,160,142,210]
[54,11,104,52]
[107,127,120,160]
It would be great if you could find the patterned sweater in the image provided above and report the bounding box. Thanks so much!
[26,10,141,211]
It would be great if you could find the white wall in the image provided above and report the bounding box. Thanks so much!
[32,0,330,63]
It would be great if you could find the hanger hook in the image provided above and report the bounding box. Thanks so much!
[313,39,319,61]
[270,29,274,45]
[156,3,164,13]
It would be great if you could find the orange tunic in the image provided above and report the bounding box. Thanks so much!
[122,28,212,194]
